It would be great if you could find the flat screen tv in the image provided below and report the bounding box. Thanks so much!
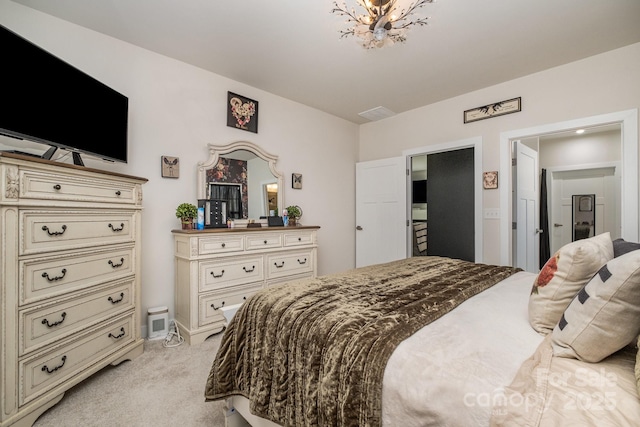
[0,25,128,164]
[412,179,427,203]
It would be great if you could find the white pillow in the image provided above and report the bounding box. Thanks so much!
[551,249,640,362]
[528,232,613,334]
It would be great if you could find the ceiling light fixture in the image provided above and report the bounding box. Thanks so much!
[331,0,434,49]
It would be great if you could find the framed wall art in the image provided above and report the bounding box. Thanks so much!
[227,91,258,133]
[161,155,179,178]
[292,173,303,189]
[483,171,498,189]
[464,97,521,124]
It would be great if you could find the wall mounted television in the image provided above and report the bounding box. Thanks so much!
[0,25,128,165]
[412,179,427,204]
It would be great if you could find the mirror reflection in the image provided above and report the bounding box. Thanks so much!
[197,142,283,222]
[572,194,595,241]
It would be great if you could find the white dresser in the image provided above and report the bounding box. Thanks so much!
[172,226,319,344]
[0,153,147,427]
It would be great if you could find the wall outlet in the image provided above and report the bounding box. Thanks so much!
[484,208,500,219]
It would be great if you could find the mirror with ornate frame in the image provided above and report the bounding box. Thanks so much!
[197,141,284,226]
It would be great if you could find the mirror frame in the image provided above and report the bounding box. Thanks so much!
[197,141,284,225]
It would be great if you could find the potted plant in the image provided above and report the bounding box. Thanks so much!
[176,202,198,229]
[285,205,302,226]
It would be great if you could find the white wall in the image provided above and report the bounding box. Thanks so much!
[1,1,359,331]
[359,42,640,265]
[539,129,621,169]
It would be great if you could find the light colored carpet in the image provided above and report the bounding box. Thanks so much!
[33,333,227,427]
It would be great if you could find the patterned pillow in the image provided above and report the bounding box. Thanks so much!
[528,232,613,334]
[551,249,640,362]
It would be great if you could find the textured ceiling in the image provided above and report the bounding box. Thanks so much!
[12,0,640,124]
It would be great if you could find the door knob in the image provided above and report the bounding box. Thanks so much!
[535,228,544,234]
[356,225,363,231]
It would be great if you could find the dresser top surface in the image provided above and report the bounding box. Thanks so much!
[0,151,148,183]
[172,225,320,235]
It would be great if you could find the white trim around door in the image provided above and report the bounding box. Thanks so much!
[499,109,638,266]
[403,136,484,263]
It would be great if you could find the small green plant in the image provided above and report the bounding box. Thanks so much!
[175,203,198,222]
[285,205,302,219]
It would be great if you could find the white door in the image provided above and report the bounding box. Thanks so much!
[515,141,539,272]
[355,157,407,268]
[550,167,619,253]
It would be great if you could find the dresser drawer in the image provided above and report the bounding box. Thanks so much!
[200,257,263,292]
[283,231,315,247]
[198,235,244,255]
[267,250,314,279]
[199,284,262,327]
[20,280,134,355]
[245,233,282,251]
[20,314,134,405]
[21,210,135,255]
[20,169,138,204]
[20,246,134,304]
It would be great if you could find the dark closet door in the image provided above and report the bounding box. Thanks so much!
[427,148,474,261]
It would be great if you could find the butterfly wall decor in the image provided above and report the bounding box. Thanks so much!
[161,156,179,178]
[292,173,302,189]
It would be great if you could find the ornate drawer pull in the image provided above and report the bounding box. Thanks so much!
[298,237,302,241]
[274,261,285,268]
[108,223,124,232]
[115,190,122,196]
[243,296,247,300]
[211,270,225,278]
[108,327,126,339]
[221,243,226,248]
[53,184,61,190]
[108,292,125,304]
[42,268,67,282]
[42,312,67,328]
[42,225,67,236]
[264,240,268,244]
[297,258,307,265]
[211,301,225,310]
[243,265,255,273]
[108,258,125,268]
[42,355,66,374]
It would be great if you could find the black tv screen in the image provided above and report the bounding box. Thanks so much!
[0,25,128,163]
[412,179,427,203]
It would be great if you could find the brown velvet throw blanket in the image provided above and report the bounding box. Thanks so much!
[205,256,520,427]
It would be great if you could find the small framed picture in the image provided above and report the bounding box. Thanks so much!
[292,173,302,189]
[227,91,258,133]
[483,171,498,189]
[161,156,180,178]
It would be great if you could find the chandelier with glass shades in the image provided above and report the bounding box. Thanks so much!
[331,0,434,49]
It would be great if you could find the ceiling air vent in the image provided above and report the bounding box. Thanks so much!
[358,106,396,122]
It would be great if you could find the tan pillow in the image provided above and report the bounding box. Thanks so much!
[551,249,640,362]
[528,232,613,334]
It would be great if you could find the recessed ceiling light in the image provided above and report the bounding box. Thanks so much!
[575,129,585,134]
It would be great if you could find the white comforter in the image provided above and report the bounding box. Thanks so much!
[382,271,544,427]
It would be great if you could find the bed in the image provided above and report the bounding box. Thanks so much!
[205,235,640,427]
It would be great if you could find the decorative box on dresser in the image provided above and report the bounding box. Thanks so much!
[172,226,320,345]
[0,153,147,427]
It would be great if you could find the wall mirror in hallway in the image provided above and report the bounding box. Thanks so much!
[572,194,595,241]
